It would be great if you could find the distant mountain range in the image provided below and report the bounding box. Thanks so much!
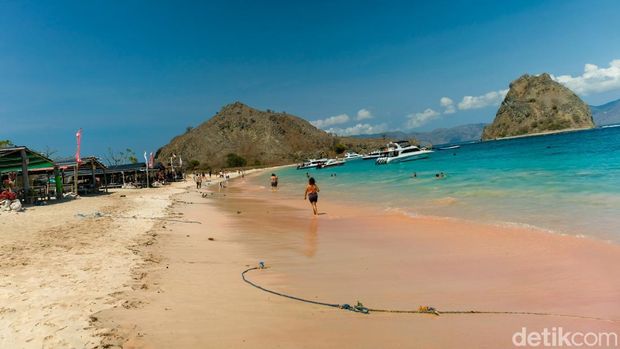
[591,98,620,126]
[353,98,620,144]
[353,123,487,145]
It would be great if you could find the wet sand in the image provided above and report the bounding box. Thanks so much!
[93,172,620,348]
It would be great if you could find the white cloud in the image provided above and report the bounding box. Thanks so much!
[356,108,373,120]
[552,59,620,95]
[326,123,387,136]
[405,108,440,129]
[443,105,456,114]
[439,97,456,114]
[310,113,350,128]
[440,97,453,107]
[457,89,508,110]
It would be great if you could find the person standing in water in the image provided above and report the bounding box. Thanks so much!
[304,177,320,215]
[270,173,278,191]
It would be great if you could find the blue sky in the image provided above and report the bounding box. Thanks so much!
[1,0,620,158]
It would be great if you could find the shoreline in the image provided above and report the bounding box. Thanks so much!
[91,169,620,348]
[247,167,619,247]
[482,126,595,141]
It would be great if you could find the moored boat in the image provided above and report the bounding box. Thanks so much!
[344,152,363,161]
[362,147,392,160]
[296,158,327,170]
[438,145,460,150]
[317,158,345,169]
[375,141,433,165]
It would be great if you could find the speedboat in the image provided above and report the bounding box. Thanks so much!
[375,141,433,165]
[343,152,363,161]
[438,145,460,150]
[317,158,345,169]
[297,159,327,170]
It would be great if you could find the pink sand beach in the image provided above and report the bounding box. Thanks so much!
[83,171,620,348]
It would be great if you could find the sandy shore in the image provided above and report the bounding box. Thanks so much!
[0,183,186,348]
[1,169,619,348]
[82,171,620,348]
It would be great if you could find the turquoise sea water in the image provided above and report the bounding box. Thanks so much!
[266,127,620,242]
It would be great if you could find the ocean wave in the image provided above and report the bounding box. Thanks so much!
[431,197,458,206]
[490,220,563,236]
[383,206,418,218]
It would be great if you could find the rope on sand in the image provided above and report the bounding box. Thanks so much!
[241,265,618,322]
[242,266,340,309]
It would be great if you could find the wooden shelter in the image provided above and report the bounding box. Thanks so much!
[0,146,56,203]
[55,156,108,194]
[100,162,167,188]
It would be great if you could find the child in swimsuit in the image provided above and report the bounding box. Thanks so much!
[304,177,320,215]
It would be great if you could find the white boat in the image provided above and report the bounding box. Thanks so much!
[362,148,392,160]
[438,145,460,150]
[343,152,363,161]
[375,141,433,164]
[296,158,327,170]
[362,150,382,160]
[317,158,345,169]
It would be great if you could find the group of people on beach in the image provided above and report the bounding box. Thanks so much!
[193,169,246,189]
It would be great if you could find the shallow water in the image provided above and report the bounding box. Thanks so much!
[262,127,620,242]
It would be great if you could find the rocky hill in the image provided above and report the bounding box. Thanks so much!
[482,73,594,140]
[156,102,386,168]
[591,98,620,126]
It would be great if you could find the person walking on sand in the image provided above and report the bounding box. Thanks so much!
[197,172,203,189]
[270,173,279,191]
[304,177,320,215]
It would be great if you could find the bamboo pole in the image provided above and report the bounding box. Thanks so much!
[20,148,30,204]
[91,160,96,194]
[103,168,108,193]
[53,165,63,200]
[74,162,79,194]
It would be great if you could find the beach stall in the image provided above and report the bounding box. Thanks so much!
[0,146,56,204]
[101,162,167,189]
[55,156,108,195]
[103,162,146,188]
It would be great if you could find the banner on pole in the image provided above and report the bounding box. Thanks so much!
[75,128,83,163]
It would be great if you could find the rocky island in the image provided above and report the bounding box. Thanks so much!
[482,73,594,140]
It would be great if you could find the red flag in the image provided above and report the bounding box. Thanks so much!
[75,128,83,163]
[149,152,154,168]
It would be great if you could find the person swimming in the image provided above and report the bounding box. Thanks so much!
[304,177,320,215]
[270,173,278,191]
